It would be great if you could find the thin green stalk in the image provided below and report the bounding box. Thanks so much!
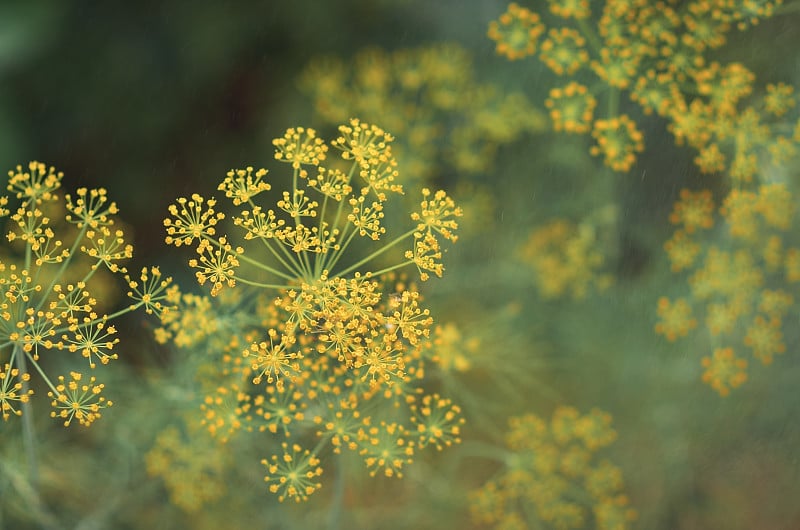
[15,345,39,486]
[327,463,345,530]
[334,228,416,278]
[607,85,620,119]
[324,223,359,274]
[202,234,295,281]
[366,260,414,278]
[576,17,604,57]
[35,224,89,312]
[257,237,304,279]
[314,194,331,277]
[231,277,292,290]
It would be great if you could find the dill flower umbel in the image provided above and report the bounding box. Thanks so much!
[162,120,464,502]
[488,0,797,176]
[659,183,798,394]
[469,407,636,530]
[0,162,176,426]
[299,44,545,180]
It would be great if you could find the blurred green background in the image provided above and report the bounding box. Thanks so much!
[2,1,800,529]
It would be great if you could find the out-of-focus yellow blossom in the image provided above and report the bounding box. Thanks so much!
[470,407,636,529]
[488,0,795,176]
[655,297,697,341]
[701,347,747,396]
[488,3,546,60]
[300,44,545,182]
[519,218,613,299]
[660,181,799,394]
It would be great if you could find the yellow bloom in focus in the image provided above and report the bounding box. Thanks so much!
[47,371,111,427]
[0,162,176,427]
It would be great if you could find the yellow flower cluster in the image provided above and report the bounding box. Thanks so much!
[299,44,545,179]
[488,3,546,60]
[488,0,793,175]
[657,183,797,395]
[0,162,176,426]
[701,347,748,396]
[518,218,613,299]
[470,407,636,530]
[145,425,230,512]
[161,121,464,501]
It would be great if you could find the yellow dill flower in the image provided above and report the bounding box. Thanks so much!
[218,166,272,206]
[272,127,328,169]
[669,189,714,233]
[470,408,636,530]
[663,230,701,272]
[0,363,33,420]
[655,297,696,341]
[720,189,759,241]
[519,218,612,299]
[589,115,645,172]
[701,347,747,396]
[358,421,415,478]
[545,82,597,134]
[539,27,589,76]
[547,0,590,19]
[162,123,464,501]
[163,194,225,247]
[47,371,111,427]
[758,289,793,318]
[487,0,795,181]
[705,302,742,336]
[744,315,785,365]
[763,82,795,117]
[589,46,639,90]
[408,393,464,450]
[0,162,176,427]
[262,442,323,502]
[488,3,546,61]
[145,425,230,512]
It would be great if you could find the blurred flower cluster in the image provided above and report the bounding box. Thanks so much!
[470,407,636,530]
[489,0,791,175]
[657,182,798,395]
[300,44,546,180]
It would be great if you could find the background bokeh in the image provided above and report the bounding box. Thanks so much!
[2,1,800,529]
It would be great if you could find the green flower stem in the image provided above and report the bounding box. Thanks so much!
[314,194,331,278]
[576,17,604,58]
[24,350,59,396]
[327,462,345,530]
[202,234,295,281]
[323,222,359,273]
[35,224,89,312]
[367,260,415,278]
[257,236,306,280]
[327,162,359,243]
[231,276,292,290]
[607,85,619,120]
[242,197,306,279]
[14,345,39,485]
[334,228,417,278]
